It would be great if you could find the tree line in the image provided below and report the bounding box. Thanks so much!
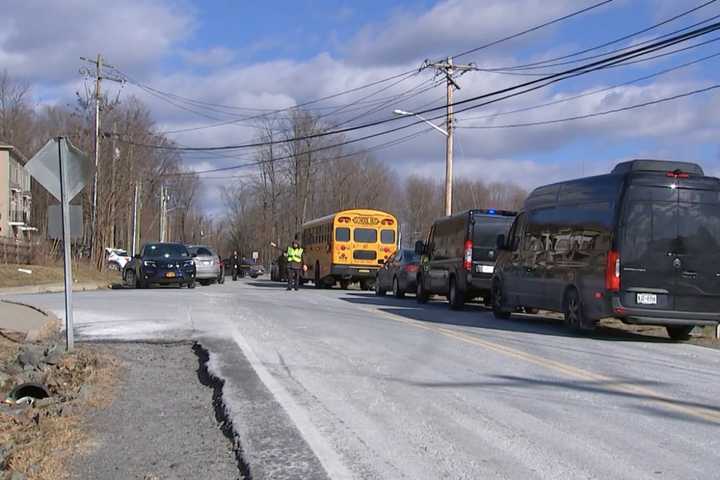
[221,111,527,265]
[0,70,203,267]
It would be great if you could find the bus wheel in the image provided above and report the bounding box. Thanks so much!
[492,280,511,319]
[314,262,322,289]
[360,280,372,291]
[666,325,694,341]
[393,277,404,299]
[339,280,350,290]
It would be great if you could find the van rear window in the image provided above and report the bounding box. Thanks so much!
[472,216,513,247]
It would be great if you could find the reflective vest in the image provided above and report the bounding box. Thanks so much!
[287,246,303,263]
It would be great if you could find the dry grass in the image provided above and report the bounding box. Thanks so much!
[1,339,121,479]
[0,263,120,289]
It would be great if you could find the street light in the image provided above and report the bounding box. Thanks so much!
[393,109,452,216]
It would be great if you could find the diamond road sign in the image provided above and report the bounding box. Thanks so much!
[25,138,93,201]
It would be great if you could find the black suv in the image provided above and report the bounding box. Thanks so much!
[123,243,196,289]
[415,209,516,309]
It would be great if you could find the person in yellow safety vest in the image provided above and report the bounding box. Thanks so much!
[286,237,305,291]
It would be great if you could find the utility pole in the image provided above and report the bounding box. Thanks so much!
[422,57,478,216]
[131,183,141,256]
[159,183,168,242]
[80,54,123,258]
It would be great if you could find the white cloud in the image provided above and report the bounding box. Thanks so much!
[347,0,600,65]
[0,0,192,82]
[180,46,235,67]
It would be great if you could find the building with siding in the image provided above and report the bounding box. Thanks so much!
[0,144,34,239]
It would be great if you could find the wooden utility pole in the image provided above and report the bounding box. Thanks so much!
[80,54,122,259]
[422,57,477,216]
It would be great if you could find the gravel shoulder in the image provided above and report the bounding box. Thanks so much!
[71,342,242,480]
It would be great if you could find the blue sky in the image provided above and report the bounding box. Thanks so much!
[2,0,720,213]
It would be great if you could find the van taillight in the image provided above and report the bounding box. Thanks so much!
[605,250,620,292]
[464,240,473,271]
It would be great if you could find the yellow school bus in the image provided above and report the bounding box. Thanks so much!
[301,209,398,289]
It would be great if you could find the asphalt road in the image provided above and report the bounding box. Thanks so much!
[4,279,720,479]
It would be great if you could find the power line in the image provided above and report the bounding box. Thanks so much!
[458,50,720,122]
[109,3,610,137]
[111,20,720,153]
[483,13,720,76]
[450,0,614,59]
[457,83,720,129]
[476,0,719,72]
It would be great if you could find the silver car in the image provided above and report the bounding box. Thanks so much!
[187,245,221,285]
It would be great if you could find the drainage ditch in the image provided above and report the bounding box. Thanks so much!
[193,342,253,480]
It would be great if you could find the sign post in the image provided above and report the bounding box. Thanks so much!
[57,138,74,350]
[25,137,92,351]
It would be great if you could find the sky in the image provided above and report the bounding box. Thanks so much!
[2,0,720,215]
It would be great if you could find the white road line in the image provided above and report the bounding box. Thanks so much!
[229,325,355,480]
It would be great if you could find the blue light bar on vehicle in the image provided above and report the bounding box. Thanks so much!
[487,209,496,215]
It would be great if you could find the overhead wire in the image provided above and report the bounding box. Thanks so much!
[457,49,720,122]
[474,0,718,72]
[111,20,720,154]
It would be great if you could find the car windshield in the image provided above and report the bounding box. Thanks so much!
[189,247,214,257]
[144,244,189,258]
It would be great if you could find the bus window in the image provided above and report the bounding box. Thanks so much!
[381,230,395,244]
[336,227,350,242]
[354,228,377,243]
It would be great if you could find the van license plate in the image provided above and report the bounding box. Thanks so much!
[476,265,494,274]
[165,272,176,278]
[636,293,657,305]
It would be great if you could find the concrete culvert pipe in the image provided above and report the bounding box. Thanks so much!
[7,382,50,404]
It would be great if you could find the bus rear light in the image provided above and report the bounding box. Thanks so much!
[463,240,473,271]
[605,250,620,292]
[338,216,351,223]
[381,219,395,225]
[383,247,390,253]
[340,245,346,251]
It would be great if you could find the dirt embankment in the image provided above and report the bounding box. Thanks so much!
[0,332,118,480]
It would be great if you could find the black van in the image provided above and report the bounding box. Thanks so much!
[492,159,720,340]
[415,209,516,309]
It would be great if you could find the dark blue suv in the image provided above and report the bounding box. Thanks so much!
[123,243,196,289]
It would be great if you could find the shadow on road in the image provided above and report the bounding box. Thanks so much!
[340,292,678,344]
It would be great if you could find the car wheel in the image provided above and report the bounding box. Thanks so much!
[375,277,386,296]
[187,280,196,289]
[339,280,350,290]
[524,307,540,315]
[107,261,120,271]
[393,277,404,299]
[360,279,372,291]
[125,270,136,289]
[666,325,694,341]
[563,288,589,331]
[416,276,429,304]
[448,277,465,310]
[492,279,512,319]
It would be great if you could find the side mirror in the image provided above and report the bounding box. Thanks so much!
[414,240,426,255]
[191,253,198,258]
[496,234,507,251]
